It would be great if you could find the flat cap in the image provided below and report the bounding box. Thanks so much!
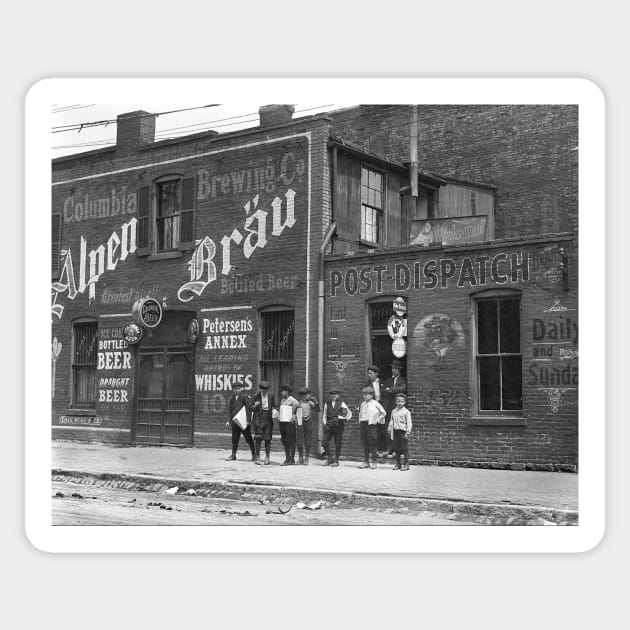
[361,386,374,395]
[259,380,270,389]
[367,365,380,374]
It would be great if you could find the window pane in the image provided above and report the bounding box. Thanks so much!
[500,298,520,353]
[477,300,498,354]
[368,170,376,189]
[374,191,382,208]
[158,181,180,217]
[501,356,523,410]
[368,189,375,206]
[167,354,191,398]
[361,168,368,186]
[479,357,500,410]
[139,354,164,398]
[375,172,382,191]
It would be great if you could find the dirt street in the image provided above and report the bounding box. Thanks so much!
[52,481,481,526]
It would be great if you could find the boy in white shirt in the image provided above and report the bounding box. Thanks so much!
[358,386,386,469]
[388,393,413,471]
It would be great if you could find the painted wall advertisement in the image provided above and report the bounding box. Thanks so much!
[195,308,258,414]
[410,215,487,246]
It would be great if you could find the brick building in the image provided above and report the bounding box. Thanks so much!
[51,104,578,470]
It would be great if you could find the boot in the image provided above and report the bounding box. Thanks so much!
[254,442,262,465]
[401,454,410,471]
[225,453,236,461]
[359,461,369,469]
[298,448,304,465]
[264,456,271,465]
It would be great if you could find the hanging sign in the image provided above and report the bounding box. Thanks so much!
[392,338,407,358]
[387,315,406,339]
[132,297,163,329]
[392,297,407,317]
[122,322,143,344]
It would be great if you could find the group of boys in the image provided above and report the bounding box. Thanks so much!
[225,359,411,470]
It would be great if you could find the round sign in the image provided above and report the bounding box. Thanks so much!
[392,338,407,358]
[393,297,407,317]
[187,318,200,344]
[132,297,163,329]
[122,322,143,345]
[387,315,406,339]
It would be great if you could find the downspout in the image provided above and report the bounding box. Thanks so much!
[410,105,418,215]
[317,220,337,454]
[317,143,338,454]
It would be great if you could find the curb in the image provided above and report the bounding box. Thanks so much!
[52,468,579,525]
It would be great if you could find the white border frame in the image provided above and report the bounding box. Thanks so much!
[26,78,604,553]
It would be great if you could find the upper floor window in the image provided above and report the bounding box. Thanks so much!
[52,212,62,278]
[137,176,195,256]
[474,293,522,414]
[361,167,384,245]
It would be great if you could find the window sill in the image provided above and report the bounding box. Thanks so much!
[358,239,382,250]
[148,251,183,262]
[64,409,97,416]
[467,416,526,427]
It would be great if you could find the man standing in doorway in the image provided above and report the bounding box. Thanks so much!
[383,359,407,458]
[296,387,319,465]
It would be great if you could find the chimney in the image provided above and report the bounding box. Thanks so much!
[258,104,295,128]
[116,110,156,152]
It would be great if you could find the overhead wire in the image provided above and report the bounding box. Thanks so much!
[52,104,341,151]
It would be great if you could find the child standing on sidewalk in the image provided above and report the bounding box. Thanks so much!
[296,387,319,465]
[321,387,352,466]
[388,393,412,471]
[358,386,386,469]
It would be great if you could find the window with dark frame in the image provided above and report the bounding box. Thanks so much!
[475,295,522,412]
[52,213,62,278]
[361,166,384,245]
[137,176,195,256]
[72,321,98,409]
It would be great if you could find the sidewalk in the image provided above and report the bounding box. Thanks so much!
[52,442,578,523]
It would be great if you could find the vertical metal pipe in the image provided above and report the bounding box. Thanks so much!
[410,105,418,197]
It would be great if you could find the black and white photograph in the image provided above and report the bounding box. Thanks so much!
[25,78,604,553]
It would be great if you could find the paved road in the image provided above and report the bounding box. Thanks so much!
[52,481,481,526]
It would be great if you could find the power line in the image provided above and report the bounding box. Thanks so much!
[51,104,96,114]
[51,104,221,134]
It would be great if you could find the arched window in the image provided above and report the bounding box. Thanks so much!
[71,318,98,409]
[259,306,295,400]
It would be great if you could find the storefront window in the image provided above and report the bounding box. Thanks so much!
[475,295,522,412]
[72,320,98,408]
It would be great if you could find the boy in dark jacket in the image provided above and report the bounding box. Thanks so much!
[321,387,352,466]
[251,380,277,465]
[225,380,255,462]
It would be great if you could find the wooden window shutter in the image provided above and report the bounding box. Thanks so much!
[137,185,151,256]
[52,213,62,278]
[180,177,195,250]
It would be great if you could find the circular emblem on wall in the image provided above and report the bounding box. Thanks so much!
[392,338,407,358]
[122,322,143,345]
[392,297,407,317]
[187,318,200,344]
[132,297,163,329]
[412,313,465,368]
[387,315,406,339]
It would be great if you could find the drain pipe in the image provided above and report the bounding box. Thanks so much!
[317,220,337,454]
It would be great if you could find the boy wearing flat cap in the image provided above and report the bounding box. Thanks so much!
[388,392,412,470]
[358,385,386,469]
[383,359,407,457]
[296,386,319,465]
[278,384,299,465]
[251,380,277,465]
[225,379,256,462]
[321,387,352,466]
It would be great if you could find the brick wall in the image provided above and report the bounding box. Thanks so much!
[330,105,579,241]
[324,236,578,471]
[51,119,331,446]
